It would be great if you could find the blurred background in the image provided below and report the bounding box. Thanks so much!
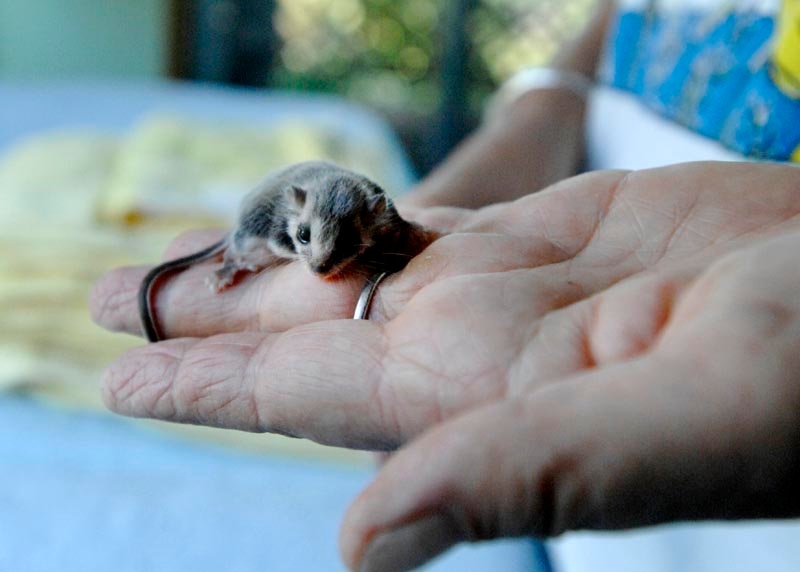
[7,2,799,572]
[0,1,592,570]
[8,3,800,572]
[0,0,592,170]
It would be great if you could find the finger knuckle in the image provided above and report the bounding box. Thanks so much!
[89,269,136,330]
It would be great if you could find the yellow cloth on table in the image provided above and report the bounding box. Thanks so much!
[0,114,406,466]
[97,115,401,227]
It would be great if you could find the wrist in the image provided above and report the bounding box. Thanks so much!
[485,67,593,123]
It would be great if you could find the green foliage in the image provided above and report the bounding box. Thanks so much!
[273,0,593,114]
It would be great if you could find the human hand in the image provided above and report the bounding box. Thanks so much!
[340,227,800,571]
[91,162,800,566]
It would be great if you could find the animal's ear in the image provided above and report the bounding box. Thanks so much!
[365,192,387,217]
[286,185,307,209]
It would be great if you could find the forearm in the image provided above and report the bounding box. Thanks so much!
[403,90,585,209]
[403,0,613,209]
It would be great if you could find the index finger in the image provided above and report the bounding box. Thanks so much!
[89,229,367,338]
[88,172,606,340]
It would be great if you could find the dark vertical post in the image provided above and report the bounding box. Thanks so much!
[436,0,477,164]
[168,0,192,78]
[187,0,277,86]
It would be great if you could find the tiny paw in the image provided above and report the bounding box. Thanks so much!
[205,272,232,293]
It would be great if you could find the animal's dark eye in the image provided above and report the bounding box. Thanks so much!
[296,225,311,245]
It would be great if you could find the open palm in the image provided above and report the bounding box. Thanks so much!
[93,161,800,568]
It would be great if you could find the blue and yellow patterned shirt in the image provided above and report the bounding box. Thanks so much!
[603,0,800,161]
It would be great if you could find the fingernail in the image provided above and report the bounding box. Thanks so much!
[359,514,460,572]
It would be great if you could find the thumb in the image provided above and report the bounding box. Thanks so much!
[340,353,800,571]
[339,387,582,572]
